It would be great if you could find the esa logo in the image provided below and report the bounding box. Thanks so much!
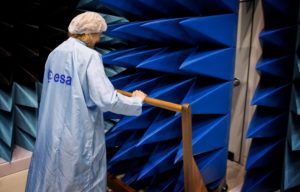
[48,69,72,86]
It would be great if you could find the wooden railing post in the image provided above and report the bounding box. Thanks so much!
[181,104,194,191]
[107,173,136,192]
[182,104,207,192]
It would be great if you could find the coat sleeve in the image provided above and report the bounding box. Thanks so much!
[86,52,143,116]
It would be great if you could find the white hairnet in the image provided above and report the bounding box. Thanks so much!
[68,11,107,34]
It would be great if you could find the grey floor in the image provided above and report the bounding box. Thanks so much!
[226,161,245,191]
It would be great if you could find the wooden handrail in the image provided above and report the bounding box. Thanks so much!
[108,90,208,192]
[116,89,182,112]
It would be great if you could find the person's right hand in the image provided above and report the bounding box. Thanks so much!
[132,90,147,101]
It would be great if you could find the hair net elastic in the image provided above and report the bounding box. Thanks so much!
[68,11,107,34]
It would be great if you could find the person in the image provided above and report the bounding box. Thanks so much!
[26,11,146,192]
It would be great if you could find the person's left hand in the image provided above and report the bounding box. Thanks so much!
[132,90,147,101]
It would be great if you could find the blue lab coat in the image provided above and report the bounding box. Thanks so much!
[26,37,143,192]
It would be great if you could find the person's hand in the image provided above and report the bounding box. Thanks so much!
[132,90,147,101]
